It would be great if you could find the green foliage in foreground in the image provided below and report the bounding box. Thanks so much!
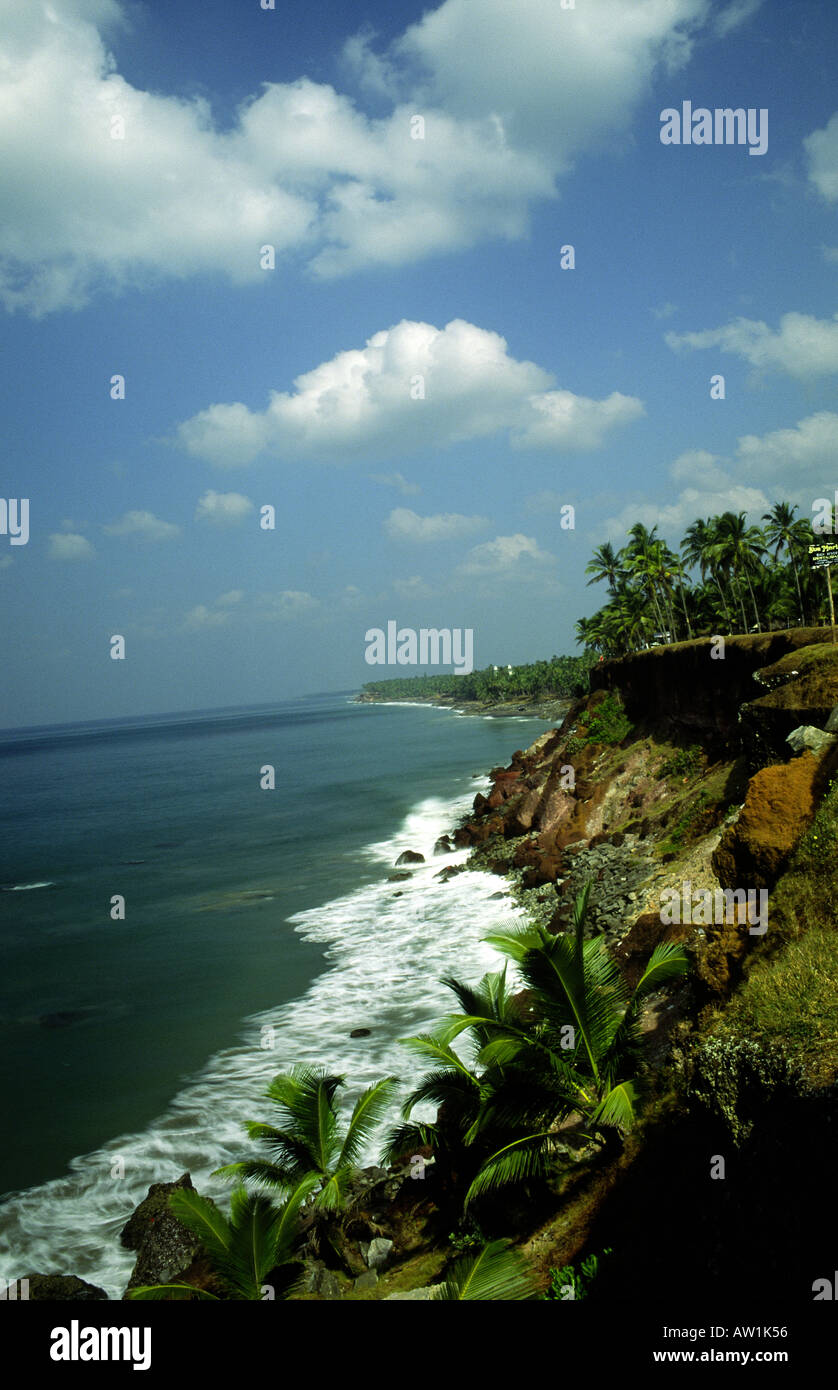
[361,653,596,703]
[431,1238,540,1300]
[126,1182,314,1301]
[384,882,690,1211]
[213,1066,397,1215]
[543,1248,613,1301]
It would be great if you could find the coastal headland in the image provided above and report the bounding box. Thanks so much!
[19,630,838,1305]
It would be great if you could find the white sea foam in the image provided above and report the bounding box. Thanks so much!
[0,784,522,1298]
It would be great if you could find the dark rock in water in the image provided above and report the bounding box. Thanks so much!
[392,891,404,897]
[22,1273,108,1301]
[350,1028,371,1038]
[387,872,412,882]
[488,891,507,900]
[395,850,425,866]
[435,864,466,882]
[121,1173,208,1293]
[433,835,453,855]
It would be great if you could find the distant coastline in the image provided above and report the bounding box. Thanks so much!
[354,690,574,722]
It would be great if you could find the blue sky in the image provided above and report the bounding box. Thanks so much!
[3,0,838,726]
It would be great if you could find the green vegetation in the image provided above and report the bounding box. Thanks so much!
[543,1247,612,1301]
[659,744,704,779]
[361,653,596,702]
[384,882,689,1211]
[213,1066,396,1241]
[712,771,838,1087]
[582,693,633,745]
[126,1183,312,1301]
[431,1238,540,1300]
[577,504,826,656]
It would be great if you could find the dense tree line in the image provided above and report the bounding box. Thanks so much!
[361,653,597,702]
[576,504,830,657]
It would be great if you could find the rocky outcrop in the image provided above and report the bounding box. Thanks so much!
[591,629,836,756]
[22,1273,109,1300]
[712,750,834,890]
[121,1173,208,1294]
[395,850,425,866]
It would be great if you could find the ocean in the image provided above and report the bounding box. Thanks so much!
[0,693,552,1297]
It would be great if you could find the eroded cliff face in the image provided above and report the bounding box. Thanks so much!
[589,628,838,762]
[456,631,838,995]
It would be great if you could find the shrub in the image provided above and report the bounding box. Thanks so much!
[543,1248,613,1301]
[584,694,633,746]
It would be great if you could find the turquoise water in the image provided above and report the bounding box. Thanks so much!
[0,694,550,1293]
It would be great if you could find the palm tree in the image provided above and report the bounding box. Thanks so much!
[452,882,689,1205]
[584,542,624,596]
[681,517,734,631]
[213,1067,396,1224]
[380,968,524,1204]
[762,502,806,626]
[126,1180,314,1300]
[712,512,767,632]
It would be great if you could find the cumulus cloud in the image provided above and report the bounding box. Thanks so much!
[458,533,554,575]
[195,490,255,524]
[1,0,717,313]
[385,508,489,542]
[665,312,838,380]
[598,413,838,544]
[805,112,838,202]
[177,318,642,467]
[48,532,95,560]
[103,509,180,540]
[512,389,644,451]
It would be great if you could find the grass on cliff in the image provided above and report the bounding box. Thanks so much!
[716,768,838,1086]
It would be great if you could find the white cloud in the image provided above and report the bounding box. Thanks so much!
[215,589,244,607]
[177,318,642,467]
[257,590,320,620]
[666,312,838,380]
[393,575,434,598]
[734,411,838,498]
[598,413,838,545]
[512,389,644,451]
[385,508,489,542]
[48,531,95,560]
[712,0,764,37]
[805,112,838,202]
[1,0,717,313]
[195,490,255,524]
[458,533,554,575]
[183,603,231,631]
[368,471,421,496]
[103,509,180,540]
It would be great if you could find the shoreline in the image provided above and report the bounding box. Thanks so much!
[354,693,574,722]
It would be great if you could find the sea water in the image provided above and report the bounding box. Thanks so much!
[0,694,552,1296]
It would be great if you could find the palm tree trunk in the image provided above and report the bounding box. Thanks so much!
[743,565,761,631]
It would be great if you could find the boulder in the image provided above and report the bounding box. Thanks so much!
[385,1286,435,1300]
[121,1174,208,1293]
[433,835,453,855]
[361,1237,394,1270]
[350,1028,371,1038]
[22,1273,109,1301]
[712,752,830,890]
[395,850,425,866]
[825,704,838,733]
[786,725,836,754]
